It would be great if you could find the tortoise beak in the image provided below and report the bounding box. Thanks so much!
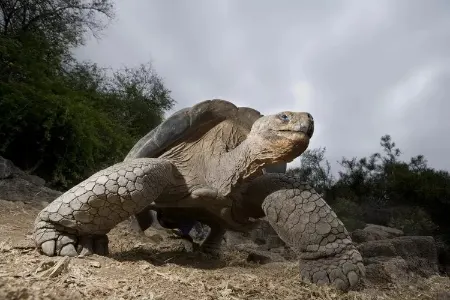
[293,118,314,138]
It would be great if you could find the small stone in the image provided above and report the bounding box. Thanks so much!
[89,261,101,268]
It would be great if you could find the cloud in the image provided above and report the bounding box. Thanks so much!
[74,0,450,173]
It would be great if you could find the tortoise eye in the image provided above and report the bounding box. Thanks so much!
[280,114,290,121]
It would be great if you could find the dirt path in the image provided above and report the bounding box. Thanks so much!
[0,199,449,300]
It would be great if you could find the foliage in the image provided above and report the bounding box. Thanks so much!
[0,0,174,189]
[388,206,438,236]
[331,197,365,232]
[287,147,335,193]
[289,135,450,239]
[0,0,114,47]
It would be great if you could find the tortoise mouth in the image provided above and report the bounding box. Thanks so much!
[277,127,313,139]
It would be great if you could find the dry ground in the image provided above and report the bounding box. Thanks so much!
[0,200,449,300]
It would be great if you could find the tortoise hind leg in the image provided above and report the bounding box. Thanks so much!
[243,173,365,291]
[129,207,158,234]
[199,224,226,257]
[33,158,174,257]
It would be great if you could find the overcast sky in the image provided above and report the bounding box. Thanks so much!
[75,0,450,174]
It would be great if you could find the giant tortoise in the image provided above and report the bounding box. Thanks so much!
[33,99,365,291]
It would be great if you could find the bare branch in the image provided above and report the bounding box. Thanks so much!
[1,0,114,46]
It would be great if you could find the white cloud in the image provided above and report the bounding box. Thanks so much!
[384,65,438,114]
[291,81,315,112]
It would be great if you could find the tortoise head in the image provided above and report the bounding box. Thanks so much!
[248,111,314,162]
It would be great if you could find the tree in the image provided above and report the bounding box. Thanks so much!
[108,63,174,137]
[0,1,175,189]
[0,0,114,46]
[287,147,335,193]
[289,135,450,237]
[331,134,450,236]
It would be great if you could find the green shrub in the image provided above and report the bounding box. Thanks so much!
[388,206,438,236]
[330,198,366,231]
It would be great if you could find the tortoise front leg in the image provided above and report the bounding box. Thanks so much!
[243,173,365,291]
[33,158,174,257]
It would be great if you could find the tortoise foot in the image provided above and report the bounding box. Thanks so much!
[34,221,109,257]
[299,248,365,291]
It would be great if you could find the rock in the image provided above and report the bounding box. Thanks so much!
[360,236,440,284]
[0,177,62,203]
[351,224,404,243]
[0,157,14,179]
[0,156,62,203]
[359,236,438,263]
[0,156,45,186]
[190,222,210,241]
[89,261,101,268]
[364,257,416,285]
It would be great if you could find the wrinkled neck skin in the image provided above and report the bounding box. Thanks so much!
[206,135,282,197]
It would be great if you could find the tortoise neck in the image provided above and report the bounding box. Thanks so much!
[210,136,277,195]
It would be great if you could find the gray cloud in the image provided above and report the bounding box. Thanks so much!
[75,0,450,173]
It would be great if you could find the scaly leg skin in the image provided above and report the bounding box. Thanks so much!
[244,174,365,292]
[33,158,174,257]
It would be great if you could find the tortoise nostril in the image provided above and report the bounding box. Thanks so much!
[306,113,313,120]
